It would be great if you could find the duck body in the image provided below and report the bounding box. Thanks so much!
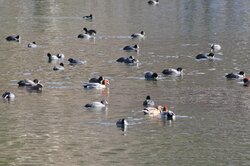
[116,118,128,128]
[148,0,159,5]
[85,100,108,108]
[117,56,138,65]
[47,53,64,62]
[83,27,96,36]
[243,77,250,87]
[144,71,158,80]
[131,31,145,39]
[26,83,43,91]
[68,58,86,65]
[78,33,95,39]
[161,110,176,120]
[28,42,37,48]
[83,14,93,21]
[143,106,162,117]
[6,35,20,42]
[2,92,15,100]
[143,95,155,107]
[162,67,183,76]
[18,79,39,87]
[123,44,139,52]
[225,71,245,80]
[53,63,64,71]
[83,79,109,89]
[196,53,215,60]
[211,44,221,52]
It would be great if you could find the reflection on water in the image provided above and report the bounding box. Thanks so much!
[0,0,250,165]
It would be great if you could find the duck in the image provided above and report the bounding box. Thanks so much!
[148,0,159,5]
[26,83,43,91]
[89,76,104,83]
[144,71,158,80]
[83,79,109,89]
[47,53,64,62]
[116,118,128,128]
[160,105,176,120]
[28,42,37,48]
[77,33,95,39]
[225,71,245,80]
[143,95,155,107]
[18,79,39,87]
[116,56,138,65]
[243,77,250,87]
[83,14,93,21]
[123,44,139,52]
[6,35,20,42]
[131,31,145,39]
[2,92,15,100]
[143,105,163,117]
[53,63,64,71]
[210,44,221,52]
[83,27,96,36]
[68,58,86,65]
[195,53,215,60]
[84,100,108,108]
[162,67,183,76]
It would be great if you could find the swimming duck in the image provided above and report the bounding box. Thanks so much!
[162,67,183,76]
[225,71,245,80]
[210,44,221,52]
[84,100,108,108]
[28,42,37,48]
[123,44,139,52]
[161,106,176,120]
[195,53,215,60]
[83,14,93,21]
[83,27,96,36]
[89,76,104,83]
[53,63,64,71]
[6,35,20,42]
[148,0,159,5]
[144,71,158,80]
[243,77,250,87]
[77,33,95,39]
[143,95,155,107]
[131,31,145,39]
[2,92,15,100]
[68,58,86,65]
[18,79,39,87]
[116,56,138,65]
[143,105,163,117]
[47,53,64,62]
[26,83,43,91]
[83,79,109,89]
[116,118,128,128]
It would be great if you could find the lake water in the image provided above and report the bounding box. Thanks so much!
[0,0,250,165]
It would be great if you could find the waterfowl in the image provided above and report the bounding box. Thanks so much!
[116,118,128,128]
[143,95,155,107]
[148,0,159,5]
[225,71,245,80]
[6,35,20,42]
[89,76,104,83]
[143,105,163,117]
[84,100,108,108]
[161,106,176,120]
[131,31,145,39]
[83,27,96,36]
[195,53,215,60]
[123,44,139,52]
[18,79,39,87]
[243,77,250,87]
[2,92,15,100]
[116,56,138,65]
[68,58,86,65]
[162,67,183,76]
[28,42,37,48]
[210,44,221,52]
[83,14,93,21]
[27,83,43,91]
[53,63,64,71]
[47,53,64,62]
[77,33,95,39]
[144,71,158,80]
[83,79,109,89]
